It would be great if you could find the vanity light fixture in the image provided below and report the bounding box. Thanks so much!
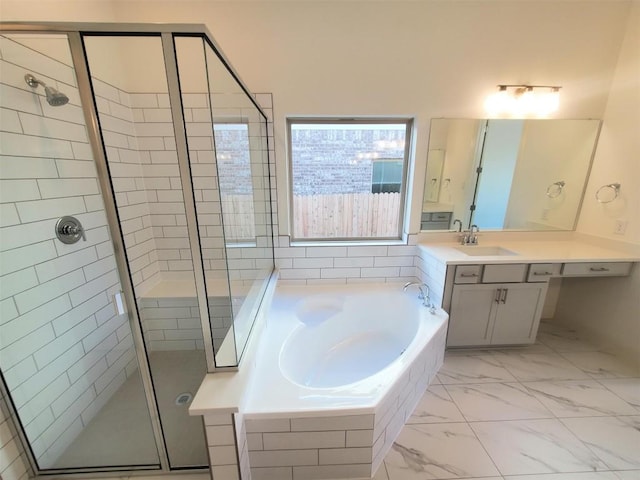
[485,84,561,116]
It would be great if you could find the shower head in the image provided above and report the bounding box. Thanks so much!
[43,85,70,106]
[24,73,69,107]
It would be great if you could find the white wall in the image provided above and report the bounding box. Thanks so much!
[576,3,640,244]
[556,1,640,368]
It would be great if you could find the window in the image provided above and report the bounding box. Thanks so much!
[372,159,403,193]
[288,118,412,240]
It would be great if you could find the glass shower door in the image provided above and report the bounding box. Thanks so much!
[82,34,208,469]
[174,35,275,368]
[0,33,160,471]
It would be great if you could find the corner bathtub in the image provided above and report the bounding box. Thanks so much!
[243,283,448,479]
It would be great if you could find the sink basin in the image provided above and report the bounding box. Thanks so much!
[454,246,518,256]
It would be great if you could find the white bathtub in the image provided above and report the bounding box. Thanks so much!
[243,282,448,479]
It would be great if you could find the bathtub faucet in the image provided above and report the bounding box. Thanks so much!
[403,282,434,311]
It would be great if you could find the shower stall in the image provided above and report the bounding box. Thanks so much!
[0,23,275,475]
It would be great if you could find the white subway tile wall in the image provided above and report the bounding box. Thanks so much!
[0,37,138,468]
[203,413,241,480]
[139,296,232,351]
[0,390,30,480]
[415,246,448,308]
[275,237,418,285]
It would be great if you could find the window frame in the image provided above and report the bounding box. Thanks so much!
[287,117,413,243]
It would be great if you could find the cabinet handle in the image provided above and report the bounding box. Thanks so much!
[533,271,552,276]
[495,288,502,303]
[589,267,609,272]
[501,288,508,304]
[460,273,479,278]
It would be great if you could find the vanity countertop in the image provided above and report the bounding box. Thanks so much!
[418,239,640,265]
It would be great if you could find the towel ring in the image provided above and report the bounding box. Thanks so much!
[595,183,620,203]
[546,180,565,198]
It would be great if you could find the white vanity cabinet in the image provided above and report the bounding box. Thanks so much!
[447,264,548,347]
[418,241,637,349]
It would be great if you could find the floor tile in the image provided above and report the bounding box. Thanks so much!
[443,348,499,356]
[384,423,500,479]
[470,419,607,475]
[537,319,573,333]
[407,385,465,424]
[537,330,599,353]
[560,352,640,379]
[598,378,640,411]
[614,471,640,479]
[437,355,517,384]
[445,383,553,421]
[491,352,590,382]
[504,473,619,480]
[492,342,554,354]
[561,416,640,470]
[523,380,638,417]
[373,463,389,479]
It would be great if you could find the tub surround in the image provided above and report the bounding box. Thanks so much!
[191,282,448,479]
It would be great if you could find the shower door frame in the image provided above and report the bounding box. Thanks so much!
[0,21,271,477]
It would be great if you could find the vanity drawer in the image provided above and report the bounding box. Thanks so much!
[482,264,527,283]
[562,262,632,277]
[432,212,452,222]
[454,265,482,284]
[527,263,562,282]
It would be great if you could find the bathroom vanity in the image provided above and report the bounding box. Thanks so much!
[418,239,637,348]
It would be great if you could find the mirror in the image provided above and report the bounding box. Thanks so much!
[422,119,601,231]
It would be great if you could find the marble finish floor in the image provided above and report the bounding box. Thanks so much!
[374,320,640,480]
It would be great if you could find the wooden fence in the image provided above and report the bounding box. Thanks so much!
[220,194,256,241]
[293,192,401,238]
[218,192,401,240]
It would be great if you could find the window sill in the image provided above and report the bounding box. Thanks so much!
[289,238,408,248]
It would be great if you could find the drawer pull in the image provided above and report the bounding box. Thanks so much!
[460,273,479,278]
[501,288,509,304]
[533,271,552,276]
[589,267,610,272]
[495,288,502,303]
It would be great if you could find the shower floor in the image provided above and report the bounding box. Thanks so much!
[54,350,208,470]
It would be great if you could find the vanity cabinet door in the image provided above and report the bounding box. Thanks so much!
[490,283,548,345]
[447,282,548,347]
[447,284,497,347]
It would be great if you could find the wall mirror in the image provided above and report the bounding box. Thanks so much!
[421,118,601,232]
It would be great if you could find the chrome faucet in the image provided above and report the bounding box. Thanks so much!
[460,224,480,245]
[403,282,435,312]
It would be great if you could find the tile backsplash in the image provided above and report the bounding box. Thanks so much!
[273,236,419,285]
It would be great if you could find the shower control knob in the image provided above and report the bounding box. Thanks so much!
[55,216,86,244]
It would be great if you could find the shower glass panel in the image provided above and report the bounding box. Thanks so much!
[82,35,207,468]
[0,33,160,471]
[174,35,274,367]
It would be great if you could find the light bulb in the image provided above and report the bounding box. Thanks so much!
[484,86,510,115]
